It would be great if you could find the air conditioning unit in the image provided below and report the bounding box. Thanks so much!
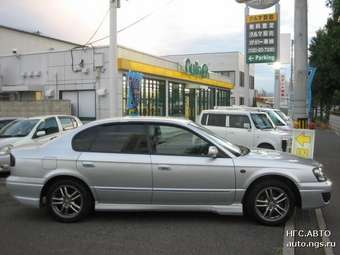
[45,88,55,97]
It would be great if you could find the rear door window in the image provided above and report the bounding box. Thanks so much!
[72,124,149,154]
[207,114,226,127]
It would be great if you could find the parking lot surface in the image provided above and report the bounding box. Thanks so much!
[0,129,338,255]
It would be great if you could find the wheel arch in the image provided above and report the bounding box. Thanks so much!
[257,142,275,150]
[242,174,301,208]
[40,175,96,207]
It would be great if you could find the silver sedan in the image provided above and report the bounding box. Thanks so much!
[6,117,332,225]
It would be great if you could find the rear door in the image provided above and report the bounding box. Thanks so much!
[75,123,152,204]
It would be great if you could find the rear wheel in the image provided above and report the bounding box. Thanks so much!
[46,179,92,223]
[245,180,295,226]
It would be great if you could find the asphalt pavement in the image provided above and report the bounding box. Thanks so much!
[0,129,338,255]
[314,129,340,255]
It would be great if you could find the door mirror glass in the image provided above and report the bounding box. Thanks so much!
[36,130,46,137]
[207,146,218,158]
[244,123,251,129]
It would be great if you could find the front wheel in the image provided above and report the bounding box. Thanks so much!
[245,180,296,226]
[46,179,92,223]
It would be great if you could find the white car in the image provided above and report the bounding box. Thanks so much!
[215,106,292,132]
[199,109,291,152]
[0,115,82,171]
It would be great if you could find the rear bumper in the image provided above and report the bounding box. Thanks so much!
[299,180,332,209]
[6,176,43,208]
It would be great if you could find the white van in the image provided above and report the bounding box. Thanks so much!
[199,109,291,152]
[214,106,292,132]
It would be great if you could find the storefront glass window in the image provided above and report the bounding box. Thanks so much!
[123,74,166,116]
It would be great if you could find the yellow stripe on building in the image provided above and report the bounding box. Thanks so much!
[118,58,235,90]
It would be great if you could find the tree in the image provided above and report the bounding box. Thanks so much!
[309,0,340,120]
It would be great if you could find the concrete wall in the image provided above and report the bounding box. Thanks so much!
[0,26,78,56]
[0,100,71,117]
[330,114,340,135]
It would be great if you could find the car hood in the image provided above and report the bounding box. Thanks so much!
[0,137,21,148]
[243,149,320,168]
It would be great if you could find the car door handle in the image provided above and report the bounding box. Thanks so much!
[82,161,95,168]
[158,165,171,171]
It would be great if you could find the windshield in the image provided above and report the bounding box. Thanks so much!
[266,110,286,126]
[274,110,289,122]
[251,113,274,130]
[0,119,39,138]
[189,122,243,156]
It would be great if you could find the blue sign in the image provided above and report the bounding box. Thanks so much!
[307,67,317,120]
[127,71,143,116]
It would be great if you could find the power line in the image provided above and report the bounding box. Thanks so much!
[85,0,176,45]
[84,7,111,46]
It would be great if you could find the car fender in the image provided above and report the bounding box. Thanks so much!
[42,168,99,200]
[242,167,300,190]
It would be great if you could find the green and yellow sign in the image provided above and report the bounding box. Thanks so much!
[184,59,209,79]
[246,13,278,64]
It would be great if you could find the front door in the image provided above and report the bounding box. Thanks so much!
[75,123,152,204]
[148,124,235,205]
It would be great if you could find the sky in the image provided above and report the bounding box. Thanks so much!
[0,0,332,93]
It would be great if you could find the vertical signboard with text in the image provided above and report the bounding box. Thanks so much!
[246,13,278,64]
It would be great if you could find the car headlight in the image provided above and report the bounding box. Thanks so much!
[0,145,13,156]
[313,167,327,182]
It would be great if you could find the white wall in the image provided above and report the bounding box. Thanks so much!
[0,27,78,56]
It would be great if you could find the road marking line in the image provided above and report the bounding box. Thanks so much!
[315,209,335,255]
[283,211,295,255]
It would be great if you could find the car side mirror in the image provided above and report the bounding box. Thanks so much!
[36,130,46,137]
[244,123,251,129]
[207,146,218,158]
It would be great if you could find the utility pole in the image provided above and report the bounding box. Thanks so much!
[273,3,281,109]
[108,0,122,117]
[293,0,308,128]
[244,6,250,106]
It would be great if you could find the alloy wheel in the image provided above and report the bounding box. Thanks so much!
[255,186,290,222]
[51,185,83,219]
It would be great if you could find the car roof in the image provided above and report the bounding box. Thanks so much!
[80,116,192,129]
[201,109,266,114]
[27,115,77,120]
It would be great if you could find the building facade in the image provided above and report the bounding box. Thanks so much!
[0,46,234,121]
[164,52,255,106]
[0,25,80,56]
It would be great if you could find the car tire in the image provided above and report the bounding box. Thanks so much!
[46,179,92,223]
[245,179,295,226]
[258,143,275,150]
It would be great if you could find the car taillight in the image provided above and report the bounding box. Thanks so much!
[10,153,15,167]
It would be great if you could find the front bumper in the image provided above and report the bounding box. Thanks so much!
[299,180,332,209]
[6,176,43,208]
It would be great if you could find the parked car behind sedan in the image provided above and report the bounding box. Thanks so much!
[200,109,291,152]
[6,117,331,225]
[0,118,17,130]
[0,115,82,172]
